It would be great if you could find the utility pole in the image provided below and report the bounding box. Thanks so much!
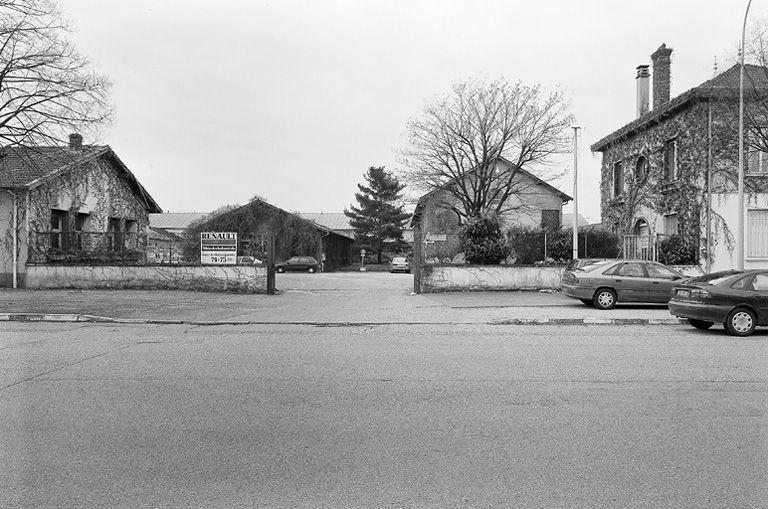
[737,0,752,270]
[572,126,580,260]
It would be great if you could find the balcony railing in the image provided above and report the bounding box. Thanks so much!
[28,231,147,264]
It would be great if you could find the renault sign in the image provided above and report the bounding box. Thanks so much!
[201,232,237,265]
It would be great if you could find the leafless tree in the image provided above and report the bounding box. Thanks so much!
[0,0,111,149]
[400,78,573,222]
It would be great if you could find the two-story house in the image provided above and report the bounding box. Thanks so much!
[591,44,768,271]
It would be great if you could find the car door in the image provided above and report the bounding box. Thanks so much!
[644,262,682,303]
[751,272,768,325]
[608,262,650,302]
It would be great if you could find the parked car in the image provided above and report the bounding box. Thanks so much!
[561,259,685,309]
[276,256,319,273]
[669,269,768,336]
[564,258,613,272]
[389,256,411,273]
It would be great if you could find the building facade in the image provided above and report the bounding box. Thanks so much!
[0,135,162,287]
[592,44,768,271]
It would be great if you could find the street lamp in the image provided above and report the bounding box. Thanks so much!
[572,126,580,260]
[737,0,753,270]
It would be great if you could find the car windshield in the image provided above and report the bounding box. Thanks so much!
[686,270,743,286]
[392,257,407,263]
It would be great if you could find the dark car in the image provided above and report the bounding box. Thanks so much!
[669,269,768,336]
[276,256,319,273]
[389,256,411,273]
[561,259,685,309]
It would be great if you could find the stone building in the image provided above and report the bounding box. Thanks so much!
[410,157,572,261]
[591,44,768,271]
[0,134,162,287]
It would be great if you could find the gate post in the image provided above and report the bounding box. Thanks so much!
[412,224,422,294]
[267,233,276,295]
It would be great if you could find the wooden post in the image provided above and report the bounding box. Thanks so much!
[412,224,422,294]
[267,233,276,295]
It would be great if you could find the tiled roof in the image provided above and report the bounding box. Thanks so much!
[149,212,207,230]
[591,64,768,151]
[297,212,352,231]
[0,143,162,213]
[0,145,105,187]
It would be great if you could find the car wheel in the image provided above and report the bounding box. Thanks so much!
[592,288,617,310]
[277,267,284,273]
[580,299,593,307]
[308,267,315,273]
[687,318,714,330]
[724,308,756,336]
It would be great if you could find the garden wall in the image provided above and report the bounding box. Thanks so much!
[420,265,564,292]
[25,264,268,293]
[418,263,704,293]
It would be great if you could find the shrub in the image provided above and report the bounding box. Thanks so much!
[657,234,696,265]
[506,225,621,264]
[459,215,510,264]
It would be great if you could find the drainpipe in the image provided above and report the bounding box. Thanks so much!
[1,189,18,288]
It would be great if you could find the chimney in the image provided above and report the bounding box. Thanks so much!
[636,65,650,117]
[651,43,673,109]
[69,133,83,150]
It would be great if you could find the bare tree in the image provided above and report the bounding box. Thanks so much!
[400,78,573,222]
[0,0,111,149]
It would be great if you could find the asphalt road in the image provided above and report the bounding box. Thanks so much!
[1,322,767,508]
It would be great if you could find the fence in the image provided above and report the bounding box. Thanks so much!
[622,234,698,264]
[28,231,147,264]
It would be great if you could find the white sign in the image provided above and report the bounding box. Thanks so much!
[201,232,237,265]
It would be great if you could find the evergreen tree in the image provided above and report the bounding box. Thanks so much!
[345,166,411,264]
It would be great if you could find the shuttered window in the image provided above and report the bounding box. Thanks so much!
[747,209,768,257]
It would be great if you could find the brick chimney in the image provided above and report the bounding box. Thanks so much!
[651,43,673,109]
[69,133,83,150]
[636,65,650,117]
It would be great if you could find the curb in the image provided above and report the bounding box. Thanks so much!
[0,313,686,326]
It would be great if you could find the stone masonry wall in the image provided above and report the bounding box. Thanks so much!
[26,264,268,293]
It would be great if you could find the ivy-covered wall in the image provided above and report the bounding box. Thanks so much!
[598,99,743,265]
[1,156,152,287]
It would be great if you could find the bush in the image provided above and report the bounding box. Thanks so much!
[657,234,696,265]
[459,215,510,264]
[506,225,621,265]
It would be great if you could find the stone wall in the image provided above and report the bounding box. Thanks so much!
[25,264,268,293]
[420,265,564,292]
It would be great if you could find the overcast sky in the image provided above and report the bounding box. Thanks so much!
[61,0,762,223]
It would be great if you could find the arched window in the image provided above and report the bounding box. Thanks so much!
[635,156,647,181]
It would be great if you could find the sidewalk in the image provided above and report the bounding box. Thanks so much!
[0,287,682,325]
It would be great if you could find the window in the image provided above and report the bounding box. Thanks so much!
[753,274,768,291]
[663,213,678,236]
[613,161,624,197]
[73,212,89,250]
[664,139,678,180]
[645,262,679,279]
[108,217,123,251]
[50,209,68,249]
[635,156,647,181]
[747,209,768,257]
[611,262,645,277]
[541,209,560,230]
[747,145,768,176]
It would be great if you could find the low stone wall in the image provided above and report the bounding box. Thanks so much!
[25,264,268,293]
[420,265,564,292]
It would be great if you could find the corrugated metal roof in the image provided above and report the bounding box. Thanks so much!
[149,212,207,229]
[297,212,352,231]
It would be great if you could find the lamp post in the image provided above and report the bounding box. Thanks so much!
[571,126,580,260]
[737,0,752,270]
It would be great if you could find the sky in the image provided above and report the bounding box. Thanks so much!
[60,0,765,224]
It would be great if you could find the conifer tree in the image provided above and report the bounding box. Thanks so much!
[345,166,410,264]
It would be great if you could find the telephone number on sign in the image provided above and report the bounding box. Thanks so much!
[205,255,235,264]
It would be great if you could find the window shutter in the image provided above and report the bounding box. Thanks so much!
[747,210,768,257]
